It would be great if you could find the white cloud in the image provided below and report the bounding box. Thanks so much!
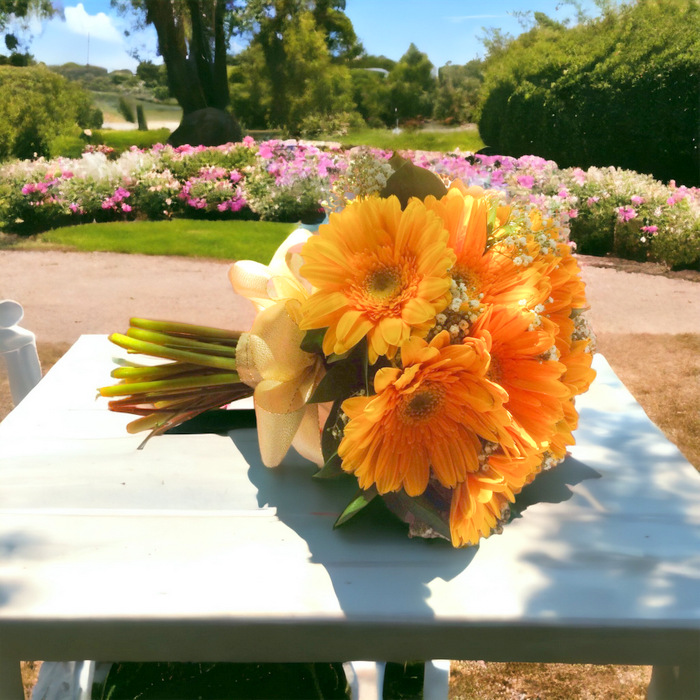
[64,3,122,44]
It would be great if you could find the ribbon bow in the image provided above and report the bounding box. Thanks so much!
[229,230,326,467]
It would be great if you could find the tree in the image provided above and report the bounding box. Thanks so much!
[228,42,270,128]
[350,67,391,127]
[283,10,354,132]
[386,43,435,122]
[0,0,54,58]
[433,59,483,124]
[113,1,252,115]
[114,1,360,136]
[249,0,361,127]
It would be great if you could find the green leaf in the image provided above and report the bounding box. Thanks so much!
[334,487,378,528]
[312,451,345,479]
[487,199,500,236]
[321,399,345,464]
[382,486,452,541]
[380,154,448,208]
[308,359,364,404]
[300,328,326,354]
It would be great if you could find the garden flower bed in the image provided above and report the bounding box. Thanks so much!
[1,137,698,269]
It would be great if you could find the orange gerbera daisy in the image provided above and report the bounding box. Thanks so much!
[470,304,570,446]
[449,445,544,547]
[298,196,455,363]
[449,470,511,546]
[337,331,517,497]
[423,186,550,316]
[548,399,580,462]
[535,244,590,353]
[560,338,596,398]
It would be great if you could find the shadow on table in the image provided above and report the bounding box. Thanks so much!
[0,531,46,609]
[516,400,700,667]
[235,434,601,621]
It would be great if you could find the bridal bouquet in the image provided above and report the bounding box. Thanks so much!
[101,158,595,547]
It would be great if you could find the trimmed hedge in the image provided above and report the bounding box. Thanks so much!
[478,0,700,186]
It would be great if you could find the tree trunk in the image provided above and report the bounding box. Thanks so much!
[145,0,230,116]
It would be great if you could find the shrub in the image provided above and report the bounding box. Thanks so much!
[136,104,148,131]
[477,0,700,187]
[49,134,86,160]
[159,142,257,181]
[298,111,364,139]
[243,140,340,222]
[562,166,700,268]
[0,65,102,162]
[117,96,136,123]
[0,139,697,268]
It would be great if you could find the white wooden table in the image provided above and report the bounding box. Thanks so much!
[1,335,699,698]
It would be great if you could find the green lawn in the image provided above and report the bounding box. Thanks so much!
[328,126,485,153]
[98,128,171,152]
[42,219,299,262]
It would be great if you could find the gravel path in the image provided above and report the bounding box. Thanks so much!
[1,250,698,344]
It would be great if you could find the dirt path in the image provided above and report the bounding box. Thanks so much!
[1,250,698,344]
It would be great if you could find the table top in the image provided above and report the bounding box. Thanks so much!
[1,335,699,666]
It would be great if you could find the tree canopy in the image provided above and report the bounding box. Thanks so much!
[0,0,54,61]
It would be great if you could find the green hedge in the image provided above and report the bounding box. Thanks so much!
[478,0,700,186]
[0,65,102,161]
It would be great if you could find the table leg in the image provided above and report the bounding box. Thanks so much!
[0,656,23,700]
[648,664,700,700]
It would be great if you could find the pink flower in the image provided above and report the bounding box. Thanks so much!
[571,168,586,186]
[641,225,658,234]
[21,183,36,195]
[666,191,687,206]
[568,209,579,218]
[516,175,535,189]
[69,203,79,213]
[587,196,600,206]
[258,142,275,159]
[617,206,637,223]
[217,202,229,212]
[490,170,504,186]
[242,135,256,147]
[121,203,132,213]
[230,170,242,183]
[631,195,645,205]
[557,187,570,198]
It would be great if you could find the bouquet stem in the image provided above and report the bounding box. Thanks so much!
[100,319,253,445]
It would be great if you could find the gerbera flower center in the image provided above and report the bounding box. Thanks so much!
[364,266,402,301]
[453,265,482,296]
[400,386,443,422]
[487,355,504,384]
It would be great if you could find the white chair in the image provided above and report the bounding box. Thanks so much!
[0,299,42,405]
[345,660,450,700]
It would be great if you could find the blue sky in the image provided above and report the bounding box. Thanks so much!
[6,0,602,72]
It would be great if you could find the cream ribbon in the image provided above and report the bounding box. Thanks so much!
[229,230,326,467]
